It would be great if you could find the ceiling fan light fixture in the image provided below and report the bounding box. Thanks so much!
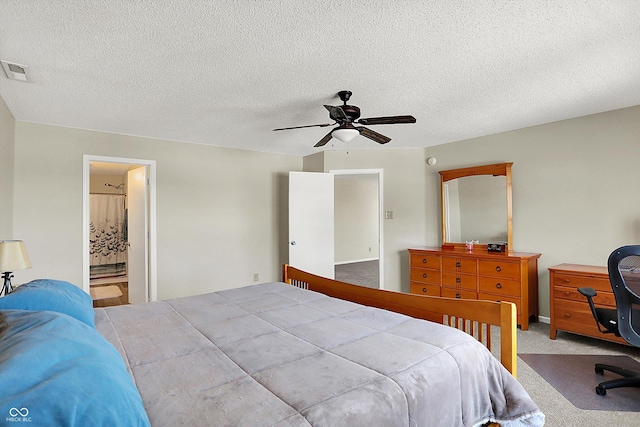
[332,127,359,143]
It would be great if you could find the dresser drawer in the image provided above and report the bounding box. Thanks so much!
[479,260,520,279]
[410,282,440,296]
[479,276,521,297]
[553,298,606,335]
[442,271,476,290]
[551,272,611,292]
[441,287,476,300]
[410,268,441,285]
[410,253,441,269]
[553,298,627,344]
[554,285,616,306]
[442,256,477,274]
[478,292,521,315]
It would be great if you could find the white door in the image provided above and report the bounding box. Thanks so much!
[127,167,148,304]
[288,171,335,279]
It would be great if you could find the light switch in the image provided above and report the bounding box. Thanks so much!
[385,211,393,219]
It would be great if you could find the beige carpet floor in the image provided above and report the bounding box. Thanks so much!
[517,322,640,426]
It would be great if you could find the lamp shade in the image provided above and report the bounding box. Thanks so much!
[332,127,359,143]
[0,240,32,272]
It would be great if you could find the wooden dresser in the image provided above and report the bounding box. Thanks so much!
[549,263,626,344]
[409,247,541,330]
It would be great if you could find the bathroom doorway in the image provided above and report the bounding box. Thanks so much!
[82,155,157,305]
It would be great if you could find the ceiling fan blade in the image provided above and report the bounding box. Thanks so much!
[357,115,416,126]
[314,130,335,147]
[324,105,348,121]
[356,126,391,144]
[273,123,332,131]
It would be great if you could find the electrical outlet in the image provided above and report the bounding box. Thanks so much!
[253,273,259,282]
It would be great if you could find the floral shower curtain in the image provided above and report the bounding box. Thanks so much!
[89,194,128,278]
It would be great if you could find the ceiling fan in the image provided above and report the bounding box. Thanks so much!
[273,90,416,147]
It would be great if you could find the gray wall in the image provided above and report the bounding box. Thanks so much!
[0,95,14,238]
[12,121,301,299]
[310,106,640,318]
[6,94,640,318]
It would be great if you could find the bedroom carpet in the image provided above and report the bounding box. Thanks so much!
[334,260,379,289]
[519,353,640,412]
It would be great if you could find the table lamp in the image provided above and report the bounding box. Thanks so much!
[0,240,32,297]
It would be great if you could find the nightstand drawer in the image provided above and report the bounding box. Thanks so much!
[479,276,521,297]
[554,285,616,306]
[410,253,441,269]
[410,282,440,296]
[410,268,441,285]
[551,273,611,292]
[479,260,520,279]
[442,271,476,290]
[442,256,477,274]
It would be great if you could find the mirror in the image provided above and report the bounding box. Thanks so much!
[439,163,513,251]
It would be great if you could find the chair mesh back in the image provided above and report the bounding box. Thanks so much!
[609,246,640,347]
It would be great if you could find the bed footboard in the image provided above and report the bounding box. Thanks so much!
[283,264,517,377]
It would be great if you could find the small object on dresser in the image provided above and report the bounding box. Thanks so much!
[488,242,506,253]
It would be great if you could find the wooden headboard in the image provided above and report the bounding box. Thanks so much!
[283,264,517,377]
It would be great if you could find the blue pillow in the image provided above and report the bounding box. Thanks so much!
[0,310,150,427]
[0,279,95,327]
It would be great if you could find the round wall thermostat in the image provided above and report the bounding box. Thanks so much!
[426,157,437,166]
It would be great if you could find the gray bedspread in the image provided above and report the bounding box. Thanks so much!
[95,282,544,427]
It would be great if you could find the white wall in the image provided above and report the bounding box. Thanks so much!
[0,95,14,238]
[12,122,301,298]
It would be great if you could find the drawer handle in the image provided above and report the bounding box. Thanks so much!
[456,293,461,299]
[496,283,502,289]
[456,277,461,284]
[561,278,570,283]
[422,258,427,264]
[422,273,428,279]
[422,287,427,293]
[495,266,502,272]
[564,312,571,318]
[456,261,461,268]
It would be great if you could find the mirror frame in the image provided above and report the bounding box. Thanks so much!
[439,162,513,251]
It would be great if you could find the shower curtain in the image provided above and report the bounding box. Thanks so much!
[89,194,128,279]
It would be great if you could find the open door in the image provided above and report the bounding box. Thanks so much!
[288,172,335,279]
[126,167,148,304]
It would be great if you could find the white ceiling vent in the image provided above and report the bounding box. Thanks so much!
[1,60,29,82]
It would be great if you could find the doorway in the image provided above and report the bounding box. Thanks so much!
[288,169,384,289]
[332,169,384,289]
[82,155,157,304]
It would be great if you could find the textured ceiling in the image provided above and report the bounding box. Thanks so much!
[0,1,639,157]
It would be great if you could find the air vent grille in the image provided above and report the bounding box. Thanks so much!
[1,60,29,82]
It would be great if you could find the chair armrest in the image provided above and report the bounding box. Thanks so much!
[577,287,597,298]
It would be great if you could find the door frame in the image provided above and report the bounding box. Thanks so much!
[82,155,158,301]
[330,169,384,289]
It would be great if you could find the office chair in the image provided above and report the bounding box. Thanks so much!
[577,245,640,396]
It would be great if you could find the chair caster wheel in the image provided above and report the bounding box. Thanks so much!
[595,386,606,396]
[595,367,604,375]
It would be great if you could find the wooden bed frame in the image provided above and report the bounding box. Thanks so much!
[283,264,517,377]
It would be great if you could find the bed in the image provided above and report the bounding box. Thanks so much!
[0,266,544,427]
